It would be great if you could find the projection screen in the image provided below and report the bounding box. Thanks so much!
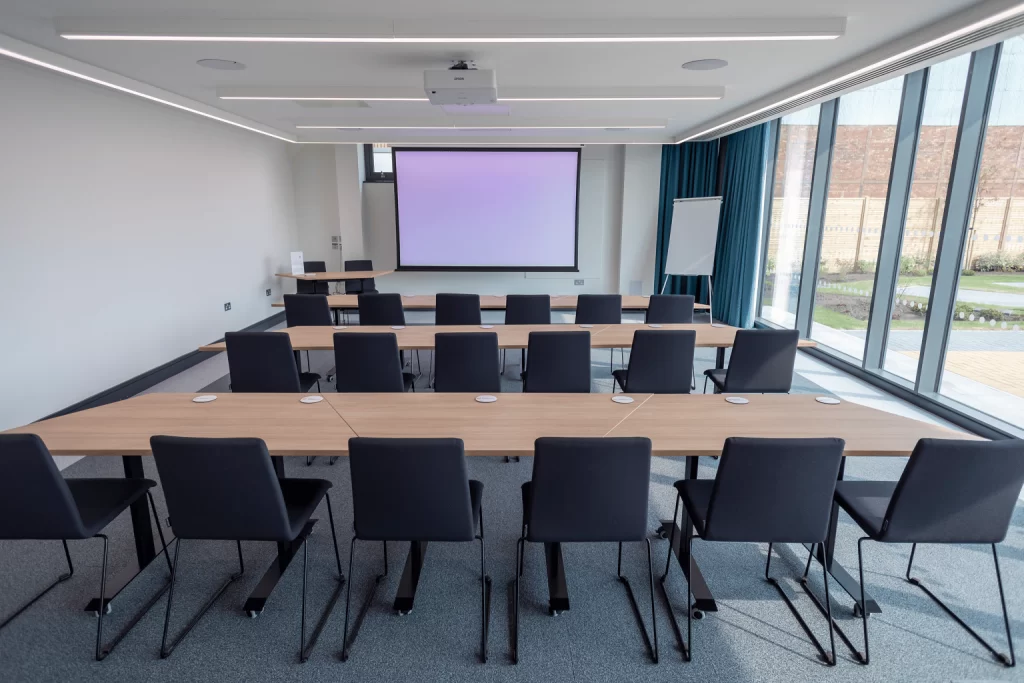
[392,148,580,271]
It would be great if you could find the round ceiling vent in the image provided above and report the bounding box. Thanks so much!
[197,59,246,71]
[682,59,728,71]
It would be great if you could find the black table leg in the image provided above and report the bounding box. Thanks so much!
[393,541,428,613]
[85,455,171,612]
[545,542,570,614]
[242,456,310,616]
[657,456,717,613]
[803,458,881,614]
[715,347,726,370]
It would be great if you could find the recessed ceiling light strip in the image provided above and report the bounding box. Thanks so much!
[61,34,839,43]
[296,125,666,130]
[0,45,294,142]
[675,2,1024,143]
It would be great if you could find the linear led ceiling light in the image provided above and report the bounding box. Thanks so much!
[296,124,667,130]
[221,95,721,102]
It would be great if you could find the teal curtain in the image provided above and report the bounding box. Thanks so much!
[712,124,769,328]
[654,141,719,300]
[654,124,768,327]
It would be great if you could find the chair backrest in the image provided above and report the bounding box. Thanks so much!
[527,437,652,542]
[344,259,375,295]
[436,293,482,325]
[723,328,800,393]
[645,295,694,324]
[623,330,695,393]
[283,294,333,327]
[357,293,405,326]
[575,294,622,324]
[334,332,406,392]
[523,331,591,393]
[150,436,295,541]
[880,438,1024,544]
[433,332,501,393]
[703,437,845,542]
[505,295,551,325]
[299,260,328,295]
[0,434,87,540]
[349,438,476,541]
[225,332,302,393]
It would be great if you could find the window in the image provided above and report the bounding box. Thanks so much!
[811,77,904,359]
[939,36,1024,429]
[760,105,821,328]
[883,53,972,382]
[364,143,394,181]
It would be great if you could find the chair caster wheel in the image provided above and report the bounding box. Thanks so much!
[692,609,704,620]
[91,603,112,617]
[853,604,865,618]
[247,610,262,619]
[654,527,669,540]
[397,609,412,616]
[549,609,561,617]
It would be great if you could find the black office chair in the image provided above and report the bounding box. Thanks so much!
[663,437,845,664]
[334,332,415,393]
[576,294,622,371]
[645,295,695,324]
[0,434,170,661]
[828,438,1024,667]
[522,331,591,393]
[298,261,330,295]
[151,436,342,663]
[433,332,501,393]
[515,437,657,663]
[436,293,482,325]
[344,259,378,296]
[284,294,334,376]
[613,330,696,393]
[341,437,490,662]
[703,328,800,394]
[502,295,551,374]
[357,293,405,326]
[225,332,320,393]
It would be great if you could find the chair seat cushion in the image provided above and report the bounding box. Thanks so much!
[278,478,333,540]
[67,478,157,538]
[299,372,321,392]
[673,479,714,538]
[833,480,896,538]
[612,369,628,392]
[703,368,727,390]
[403,372,416,392]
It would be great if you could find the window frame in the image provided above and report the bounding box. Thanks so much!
[363,144,395,182]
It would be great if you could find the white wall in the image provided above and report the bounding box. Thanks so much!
[0,58,299,431]
[360,145,628,295]
[290,145,342,270]
[619,145,663,295]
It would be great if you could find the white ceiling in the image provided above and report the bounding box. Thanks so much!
[0,0,993,144]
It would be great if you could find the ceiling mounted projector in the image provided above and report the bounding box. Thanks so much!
[424,61,497,105]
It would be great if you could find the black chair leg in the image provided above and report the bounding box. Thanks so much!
[657,492,691,661]
[764,543,835,666]
[799,543,862,662]
[0,539,74,631]
[299,494,346,663]
[513,536,524,664]
[617,540,659,663]
[478,509,492,663]
[856,537,870,664]
[904,542,1015,667]
[340,538,387,662]
[160,539,245,659]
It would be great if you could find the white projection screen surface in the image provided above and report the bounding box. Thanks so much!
[393,148,581,271]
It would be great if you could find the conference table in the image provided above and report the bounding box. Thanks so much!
[200,322,815,369]
[3,392,967,624]
[271,294,711,312]
[275,270,393,281]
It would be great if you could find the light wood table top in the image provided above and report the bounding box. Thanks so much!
[604,393,972,456]
[275,270,393,281]
[1,393,355,456]
[271,294,710,311]
[199,323,814,353]
[325,393,651,456]
[4,392,973,458]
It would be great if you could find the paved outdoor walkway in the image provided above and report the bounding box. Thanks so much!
[903,284,1024,308]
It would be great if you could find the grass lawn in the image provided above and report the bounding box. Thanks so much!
[812,306,1022,331]
[893,272,1024,294]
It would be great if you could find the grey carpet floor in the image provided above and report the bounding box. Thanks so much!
[2,346,1022,683]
